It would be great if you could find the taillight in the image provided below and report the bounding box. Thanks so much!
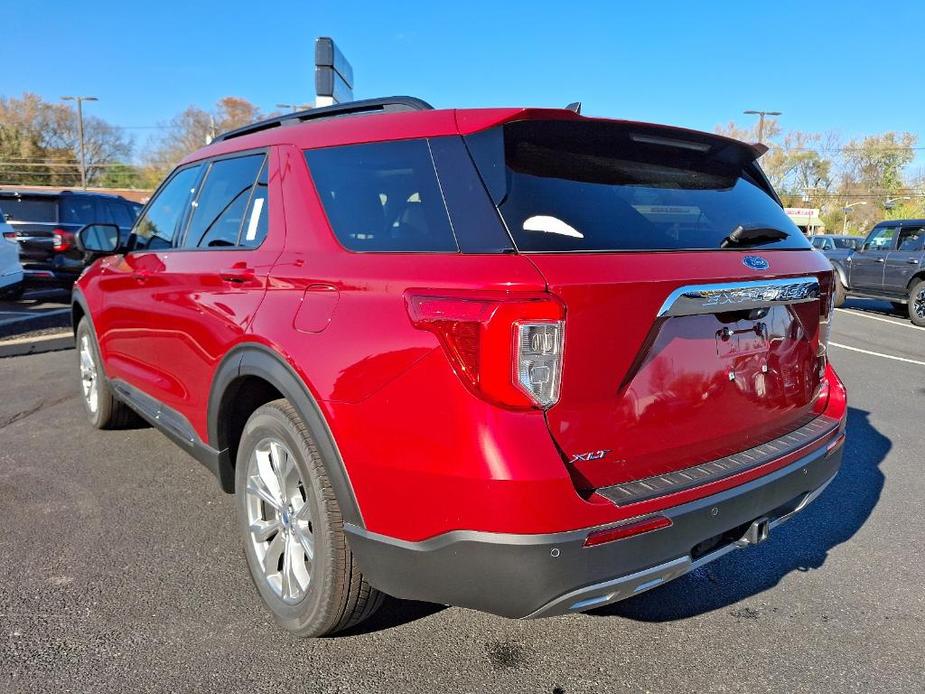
[406,291,565,409]
[52,229,75,252]
[817,271,835,370]
[2,231,15,241]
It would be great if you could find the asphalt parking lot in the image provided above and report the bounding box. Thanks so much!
[1,299,923,693]
[0,290,70,339]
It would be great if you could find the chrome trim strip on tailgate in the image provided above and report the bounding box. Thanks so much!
[596,415,840,506]
[657,276,819,317]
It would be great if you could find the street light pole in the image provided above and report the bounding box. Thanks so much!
[743,109,782,143]
[884,196,910,210]
[62,96,98,190]
[843,201,867,234]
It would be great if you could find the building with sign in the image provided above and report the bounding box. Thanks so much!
[784,207,823,235]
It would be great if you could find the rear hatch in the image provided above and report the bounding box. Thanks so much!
[0,193,61,262]
[466,118,830,490]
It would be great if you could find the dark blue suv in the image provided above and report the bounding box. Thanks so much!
[0,190,142,290]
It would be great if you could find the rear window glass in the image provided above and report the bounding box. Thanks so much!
[305,139,457,252]
[468,121,809,252]
[0,196,57,223]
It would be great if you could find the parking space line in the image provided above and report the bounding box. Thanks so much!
[835,308,925,332]
[829,341,925,367]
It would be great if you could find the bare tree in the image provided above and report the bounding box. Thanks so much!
[145,96,264,172]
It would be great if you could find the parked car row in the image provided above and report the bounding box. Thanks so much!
[813,222,925,325]
[0,190,142,299]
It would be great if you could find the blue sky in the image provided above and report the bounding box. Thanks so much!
[4,1,924,166]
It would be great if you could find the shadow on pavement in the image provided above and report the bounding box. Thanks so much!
[333,597,446,637]
[841,298,903,317]
[588,406,888,622]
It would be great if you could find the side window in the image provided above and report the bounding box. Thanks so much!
[863,226,897,251]
[97,201,115,225]
[133,165,202,251]
[182,153,265,249]
[110,202,134,228]
[60,197,98,225]
[811,237,824,249]
[305,139,457,252]
[240,159,269,248]
[897,225,925,252]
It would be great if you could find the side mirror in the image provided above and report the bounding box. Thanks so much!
[76,223,120,254]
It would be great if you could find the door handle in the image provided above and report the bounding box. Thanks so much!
[220,267,256,284]
[907,258,920,265]
[876,258,885,263]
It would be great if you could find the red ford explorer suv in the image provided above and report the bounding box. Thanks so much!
[72,97,847,637]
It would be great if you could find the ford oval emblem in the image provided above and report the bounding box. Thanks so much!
[743,255,769,271]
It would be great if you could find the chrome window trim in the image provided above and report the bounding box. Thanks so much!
[657,276,820,318]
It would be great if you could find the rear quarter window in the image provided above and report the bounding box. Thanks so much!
[305,139,458,252]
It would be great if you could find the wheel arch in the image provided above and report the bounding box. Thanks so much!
[830,259,849,287]
[906,270,925,291]
[71,287,91,337]
[208,342,364,528]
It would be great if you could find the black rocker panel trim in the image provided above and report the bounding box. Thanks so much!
[110,378,224,479]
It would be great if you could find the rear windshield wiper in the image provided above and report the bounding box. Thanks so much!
[721,225,790,248]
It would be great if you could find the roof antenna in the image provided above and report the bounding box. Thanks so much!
[565,101,582,114]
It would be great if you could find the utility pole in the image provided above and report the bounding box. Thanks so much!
[743,109,782,143]
[62,96,98,189]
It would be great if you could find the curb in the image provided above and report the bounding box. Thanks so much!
[0,330,74,359]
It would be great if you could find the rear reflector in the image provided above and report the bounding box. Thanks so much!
[584,515,672,547]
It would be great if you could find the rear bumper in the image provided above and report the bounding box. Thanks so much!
[22,264,79,287]
[0,268,23,290]
[346,434,844,619]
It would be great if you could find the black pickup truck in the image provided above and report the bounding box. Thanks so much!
[829,220,925,326]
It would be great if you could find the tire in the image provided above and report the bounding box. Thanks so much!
[908,279,925,327]
[75,318,136,429]
[235,399,383,637]
[0,284,24,301]
[833,273,846,308]
[890,301,907,314]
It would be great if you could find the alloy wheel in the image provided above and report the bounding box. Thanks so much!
[79,335,99,414]
[915,287,925,319]
[245,437,314,603]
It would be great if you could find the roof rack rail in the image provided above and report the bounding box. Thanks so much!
[212,96,434,143]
